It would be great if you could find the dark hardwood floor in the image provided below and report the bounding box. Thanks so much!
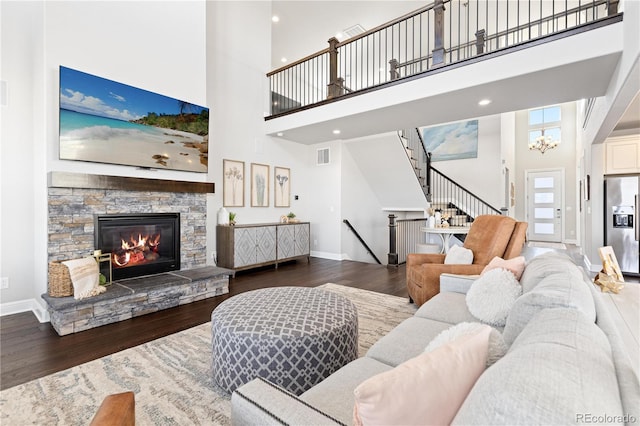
[0,258,407,391]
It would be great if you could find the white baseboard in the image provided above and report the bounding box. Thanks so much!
[0,299,50,323]
[583,255,601,274]
[310,251,350,261]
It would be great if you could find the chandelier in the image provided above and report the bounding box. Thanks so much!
[529,135,559,154]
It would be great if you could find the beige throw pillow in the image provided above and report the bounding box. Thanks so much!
[444,245,474,265]
[353,326,491,426]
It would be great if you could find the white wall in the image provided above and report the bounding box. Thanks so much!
[501,112,517,217]
[306,141,343,258]
[206,1,312,262]
[1,1,211,312]
[427,115,504,210]
[1,1,45,309]
[515,102,578,242]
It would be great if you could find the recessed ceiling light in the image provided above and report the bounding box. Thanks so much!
[335,32,343,40]
[478,99,492,106]
[333,129,341,135]
[277,132,284,137]
[272,15,279,23]
[281,57,287,63]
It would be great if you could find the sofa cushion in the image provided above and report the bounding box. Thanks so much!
[425,322,507,367]
[415,292,493,328]
[503,270,596,346]
[453,308,624,426]
[354,326,491,426]
[232,378,344,426]
[466,268,522,327]
[519,252,584,293]
[366,317,451,367]
[299,357,393,425]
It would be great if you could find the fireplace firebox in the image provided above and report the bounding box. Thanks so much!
[95,213,180,281]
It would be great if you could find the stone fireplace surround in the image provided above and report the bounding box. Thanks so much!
[44,172,232,335]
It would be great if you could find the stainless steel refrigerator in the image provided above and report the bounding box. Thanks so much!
[604,175,640,276]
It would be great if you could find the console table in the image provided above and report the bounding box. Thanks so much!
[420,226,470,253]
[216,222,310,271]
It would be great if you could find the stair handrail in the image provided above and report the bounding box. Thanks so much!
[343,219,382,264]
[397,129,431,202]
[429,167,503,216]
[400,127,501,217]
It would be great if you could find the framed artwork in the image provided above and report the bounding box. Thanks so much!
[274,166,291,207]
[251,163,270,207]
[421,120,478,162]
[223,159,244,207]
[59,66,209,173]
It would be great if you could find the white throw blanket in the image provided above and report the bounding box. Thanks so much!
[61,257,106,300]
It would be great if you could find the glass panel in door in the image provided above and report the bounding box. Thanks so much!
[527,170,563,242]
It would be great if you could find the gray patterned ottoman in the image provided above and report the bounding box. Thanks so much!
[211,286,358,395]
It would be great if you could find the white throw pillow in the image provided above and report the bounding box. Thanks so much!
[444,245,474,265]
[425,322,508,366]
[466,268,522,327]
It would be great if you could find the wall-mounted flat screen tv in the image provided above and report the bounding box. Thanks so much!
[59,66,209,173]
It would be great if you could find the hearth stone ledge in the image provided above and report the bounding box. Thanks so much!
[41,266,234,336]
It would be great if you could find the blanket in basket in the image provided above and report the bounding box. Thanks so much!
[61,257,106,300]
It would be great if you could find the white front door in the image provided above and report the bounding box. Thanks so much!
[526,169,564,242]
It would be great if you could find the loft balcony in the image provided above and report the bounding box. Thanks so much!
[264,0,624,144]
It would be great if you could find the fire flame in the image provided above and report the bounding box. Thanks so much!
[112,232,161,268]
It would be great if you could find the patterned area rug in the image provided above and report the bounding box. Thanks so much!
[0,283,416,425]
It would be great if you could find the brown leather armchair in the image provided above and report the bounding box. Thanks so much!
[406,215,528,306]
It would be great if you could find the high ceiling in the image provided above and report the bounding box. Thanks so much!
[271,1,424,71]
[269,1,639,142]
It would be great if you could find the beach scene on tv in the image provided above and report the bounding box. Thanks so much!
[59,66,209,173]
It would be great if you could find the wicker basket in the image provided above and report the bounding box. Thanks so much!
[48,261,73,297]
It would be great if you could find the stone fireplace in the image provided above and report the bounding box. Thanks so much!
[44,172,233,336]
[47,172,211,270]
[95,213,181,280]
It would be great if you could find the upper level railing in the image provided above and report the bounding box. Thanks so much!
[266,0,619,118]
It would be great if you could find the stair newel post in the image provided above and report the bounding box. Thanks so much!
[388,214,398,266]
[432,0,446,66]
[475,29,486,55]
[389,59,400,80]
[426,152,432,202]
[327,37,342,99]
[608,0,619,15]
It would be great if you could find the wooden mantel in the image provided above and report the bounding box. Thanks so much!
[48,171,214,194]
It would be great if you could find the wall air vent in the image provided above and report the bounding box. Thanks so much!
[317,148,330,165]
[338,24,365,41]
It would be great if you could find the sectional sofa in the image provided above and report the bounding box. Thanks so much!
[231,253,639,425]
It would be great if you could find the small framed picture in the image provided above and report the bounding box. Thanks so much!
[223,159,244,207]
[251,163,270,207]
[274,166,291,207]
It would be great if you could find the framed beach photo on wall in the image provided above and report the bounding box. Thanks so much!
[223,159,244,207]
[274,167,291,207]
[59,66,209,173]
[251,163,270,207]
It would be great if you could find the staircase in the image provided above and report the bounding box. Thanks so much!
[398,127,502,223]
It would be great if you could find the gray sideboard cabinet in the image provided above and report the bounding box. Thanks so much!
[216,222,310,271]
